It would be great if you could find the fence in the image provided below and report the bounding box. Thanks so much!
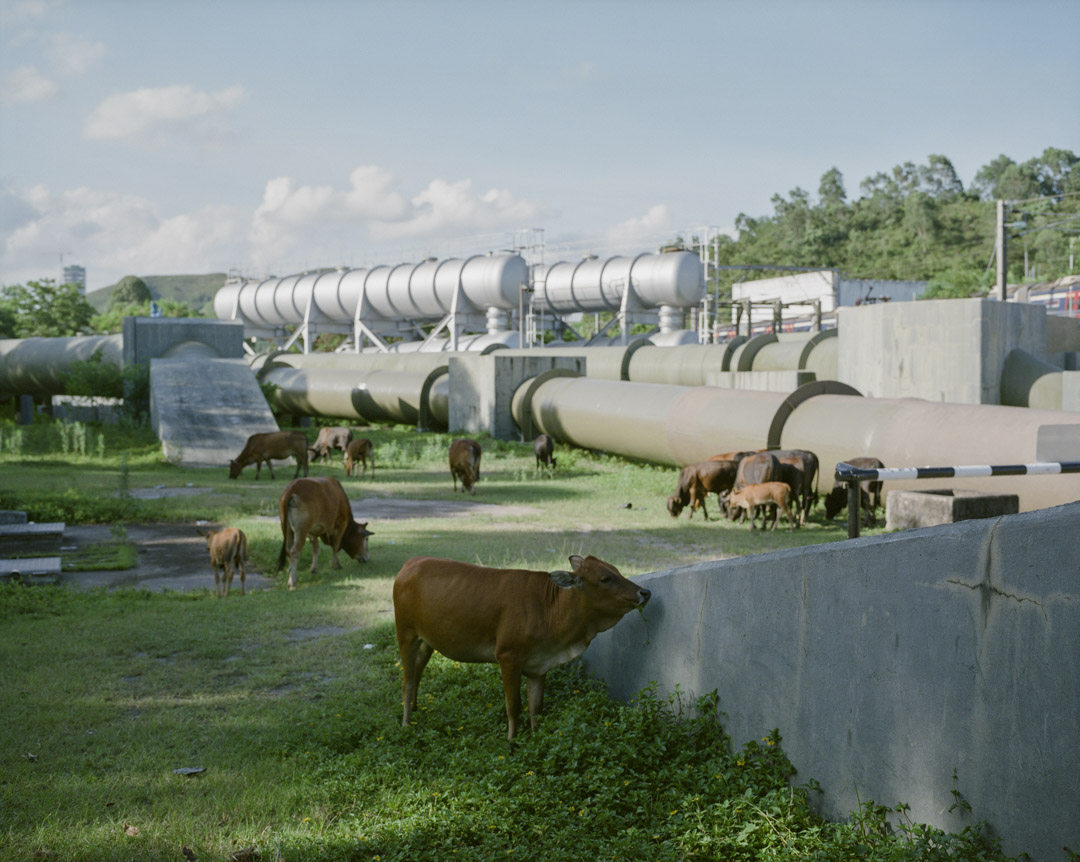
[834,460,1080,537]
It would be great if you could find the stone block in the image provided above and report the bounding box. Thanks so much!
[885,488,1019,530]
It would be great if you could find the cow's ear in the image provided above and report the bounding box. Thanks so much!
[548,569,580,589]
[568,554,586,571]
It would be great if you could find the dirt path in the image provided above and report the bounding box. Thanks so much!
[58,490,540,593]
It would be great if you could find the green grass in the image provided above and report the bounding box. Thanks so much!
[0,421,1020,860]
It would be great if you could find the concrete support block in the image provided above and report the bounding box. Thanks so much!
[1064,370,1080,412]
[838,299,1047,404]
[448,354,584,440]
[885,488,1019,530]
[123,317,245,366]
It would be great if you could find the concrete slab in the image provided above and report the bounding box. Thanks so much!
[150,358,279,467]
[885,488,1019,530]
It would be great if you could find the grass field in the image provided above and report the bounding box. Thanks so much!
[0,420,1019,861]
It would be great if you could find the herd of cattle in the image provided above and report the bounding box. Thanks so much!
[666,450,885,532]
[200,426,880,739]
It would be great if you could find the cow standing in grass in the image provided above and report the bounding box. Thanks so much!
[202,527,248,597]
[229,431,309,480]
[393,554,650,741]
[449,438,482,495]
[276,476,373,589]
[344,438,374,478]
[726,482,795,532]
[534,434,557,471]
[309,426,353,464]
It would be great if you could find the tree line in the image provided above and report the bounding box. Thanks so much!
[692,147,1079,300]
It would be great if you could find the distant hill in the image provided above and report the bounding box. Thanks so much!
[89,273,226,316]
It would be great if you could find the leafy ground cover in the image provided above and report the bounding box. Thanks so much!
[0,420,1023,860]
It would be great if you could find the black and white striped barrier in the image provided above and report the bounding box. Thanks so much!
[834,460,1080,538]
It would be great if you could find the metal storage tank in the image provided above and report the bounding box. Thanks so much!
[532,251,703,313]
[217,253,528,329]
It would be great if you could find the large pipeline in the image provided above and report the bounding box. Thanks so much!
[511,375,1080,512]
[0,334,122,396]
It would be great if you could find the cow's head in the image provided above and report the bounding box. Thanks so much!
[228,460,242,479]
[666,494,683,518]
[824,487,846,520]
[548,554,650,614]
[343,521,374,563]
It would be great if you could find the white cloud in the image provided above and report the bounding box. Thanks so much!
[0,64,58,104]
[45,31,105,76]
[0,0,60,26]
[0,183,248,289]
[604,204,673,251]
[84,84,246,149]
[250,168,541,268]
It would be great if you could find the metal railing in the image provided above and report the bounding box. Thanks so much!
[833,460,1080,538]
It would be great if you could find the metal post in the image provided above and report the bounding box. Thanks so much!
[846,480,861,539]
[996,199,1008,301]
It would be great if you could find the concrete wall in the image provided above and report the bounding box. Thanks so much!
[448,354,584,440]
[122,317,245,366]
[838,299,1047,404]
[582,501,1080,861]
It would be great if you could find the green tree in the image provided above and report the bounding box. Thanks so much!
[0,279,96,337]
[107,275,152,309]
[91,298,199,334]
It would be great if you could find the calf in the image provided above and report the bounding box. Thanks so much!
[728,452,781,520]
[229,431,309,480]
[308,426,353,463]
[667,460,738,520]
[275,476,373,589]
[534,434,557,470]
[726,482,795,532]
[344,438,374,478]
[449,438,482,495]
[393,554,650,741]
[202,527,247,598]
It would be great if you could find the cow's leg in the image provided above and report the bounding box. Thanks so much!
[497,657,525,740]
[238,555,246,596]
[213,562,223,598]
[286,529,305,590]
[452,469,458,493]
[253,461,261,480]
[399,635,433,725]
[525,673,546,731]
[309,537,321,573]
[223,560,233,597]
[267,460,275,480]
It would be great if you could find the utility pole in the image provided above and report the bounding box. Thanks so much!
[996,200,1007,301]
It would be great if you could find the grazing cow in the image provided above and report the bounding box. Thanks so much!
[534,434,557,470]
[275,476,373,589]
[308,426,353,463]
[229,431,309,480]
[449,438,482,495]
[393,554,650,741]
[727,452,781,520]
[202,527,247,598]
[726,482,795,532]
[770,448,820,523]
[825,457,885,525]
[344,438,374,478]
[667,460,738,520]
[708,450,757,465]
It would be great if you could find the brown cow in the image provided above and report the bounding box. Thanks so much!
[202,527,247,598]
[534,434,556,470]
[667,460,738,520]
[275,476,373,589]
[726,482,795,532]
[229,431,309,480]
[393,554,650,741]
[308,426,353,463]
[825,457,885,525]
[727,451,781,520]
[449,438,482,495]
[770,448,820,524]
[344,438,374,478]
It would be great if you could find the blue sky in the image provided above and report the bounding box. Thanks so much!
[1,0,1077,291]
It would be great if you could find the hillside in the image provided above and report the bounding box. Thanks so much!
[89,273,226,316]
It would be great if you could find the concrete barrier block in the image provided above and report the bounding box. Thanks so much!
[885,489,1020,530]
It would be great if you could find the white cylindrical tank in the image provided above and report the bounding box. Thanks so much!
[532,251,703,313]
[216,253,528,327]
